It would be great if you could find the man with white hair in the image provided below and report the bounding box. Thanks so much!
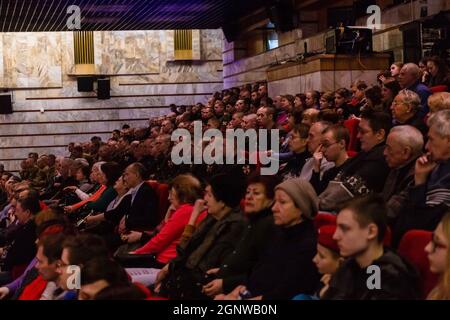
[391,89,428,137]
[394,110,450,245]
[382,125,424,224]
[398,63,432,116]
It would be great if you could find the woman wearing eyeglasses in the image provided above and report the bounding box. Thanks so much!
[426,211,450,300]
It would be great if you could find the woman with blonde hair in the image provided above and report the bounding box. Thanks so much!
[428,92,450,114]
[426,211,450,300]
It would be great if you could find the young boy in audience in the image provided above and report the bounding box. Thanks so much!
[323,195,420,300]
[293,225,342,300]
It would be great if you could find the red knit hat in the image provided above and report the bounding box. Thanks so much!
[318,225,339,253]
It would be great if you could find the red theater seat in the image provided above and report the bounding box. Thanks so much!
[314,212,337,230]
[398,230,439,298]
[343,118,360,152]
[146,181,170,224]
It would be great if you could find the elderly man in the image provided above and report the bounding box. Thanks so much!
[391,89,428,137]
[398,63,432,116]
[394,110,450,245]
[382,125,424,225]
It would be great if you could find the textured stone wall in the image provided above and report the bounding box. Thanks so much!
[0,29,223,172]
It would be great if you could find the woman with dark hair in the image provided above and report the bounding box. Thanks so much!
[279,123,310,181]
[216,179,320,300]
[78,258,130,300]
[427,56,450,91]
[381,78,401,112]
[83,162,120,212]
[363,86,383,112]
[294,93,306,112]
[305,91,320,110]
[64,161,106,214]
[155,173,247,299]
[334,88,352,120]
[65,162,121,217]
[319,92,335,110]
[202,174,280,298]
[419,58,430,85]
[0,193,41,284]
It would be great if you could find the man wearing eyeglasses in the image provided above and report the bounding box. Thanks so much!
[394,110,450,245]
[382,126,423,233]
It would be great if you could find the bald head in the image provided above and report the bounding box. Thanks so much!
[398,63,420,89]
[242,114,257,130]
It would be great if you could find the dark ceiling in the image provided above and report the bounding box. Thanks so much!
[0,0,268,32]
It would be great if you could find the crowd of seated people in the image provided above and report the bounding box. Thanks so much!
[0,55,450,300]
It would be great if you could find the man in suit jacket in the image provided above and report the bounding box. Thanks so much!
[122,162,159,231]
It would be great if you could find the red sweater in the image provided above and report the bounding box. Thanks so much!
[134,204,206,264]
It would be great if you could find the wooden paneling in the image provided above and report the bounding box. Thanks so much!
[267,53,391,82]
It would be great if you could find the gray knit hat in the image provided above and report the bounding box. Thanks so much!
[275,179,318,220]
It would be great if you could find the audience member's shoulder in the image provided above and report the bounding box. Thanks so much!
[375,248,419,279]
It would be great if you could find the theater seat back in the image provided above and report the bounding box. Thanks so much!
[314,213,392,246]
[146,181,170,224]
[343,118,360,152]
[314,212,337,230]
[398,230,439,298]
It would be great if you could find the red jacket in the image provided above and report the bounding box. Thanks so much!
[134,204,206,264]
[18,275,47,300]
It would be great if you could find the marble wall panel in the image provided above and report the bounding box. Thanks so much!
[0,120,150,136]
[0,29,223,171]
[0,133,114,149]
[1,146,71,162]
[1,33,63,88]
[96,31,160,75]
[166,30,175,61]
[0,108,161,124]
[201,29,223,61]
[192,30,201,60]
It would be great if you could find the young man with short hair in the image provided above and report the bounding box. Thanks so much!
[323,195,419,300]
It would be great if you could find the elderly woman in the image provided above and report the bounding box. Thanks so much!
[216,179,320,300]
[391,89,428,137]
[202,174,280,297]
[154,173,247,299]
[428,92,450,115]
